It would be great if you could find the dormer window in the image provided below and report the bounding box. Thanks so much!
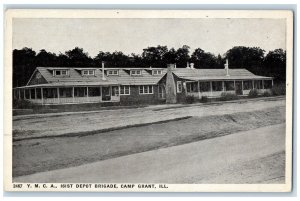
[82,69,95,76]
[153,70,162,75]
[53,69,69,77]
[131,70,142,76]
[107,70,119,76]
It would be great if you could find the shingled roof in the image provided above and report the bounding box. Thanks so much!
[107,68,167,85]
[172,68,272,81]
[24,67,272,88]
[36,67,108,83]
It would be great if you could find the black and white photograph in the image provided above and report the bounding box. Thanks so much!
[4,9,293,192]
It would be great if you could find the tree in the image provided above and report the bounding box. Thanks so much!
[65,47,94,67]
[225,46,265,77]
[142,45,168,67]
[36,49,57,67]
[129,53,145,67]
[163,48,177,65]
[175,45,190,68]
[13,47,37,87]
[263,49,286,82]
[225,46,265,68]
[190,48,219,68]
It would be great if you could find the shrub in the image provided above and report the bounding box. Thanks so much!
[248,89,259,98]
[200,96,208,103]
[13,99,36,109]
[271,84,286,96]
[219,92,238,101]
[185,95,196,104]
[262,91,272,97]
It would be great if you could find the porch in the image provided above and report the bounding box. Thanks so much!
[14,85,121,105]
[185,79,273,98]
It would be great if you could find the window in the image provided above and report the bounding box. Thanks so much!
[263,80,272,89]
[131,70,142,76]
[120,86,130,95]
[107,70,118,75]
[225,81,235,91]
[243,80,253,90]
[25,89,30,99]
[200,82,211,92]
[30,89,36,99]
[153,70,162,75]
[139,85,153,94]
[254,80,263,89]
[20,89,24,99]
[212,81,223,91]
[112,86,119,96]
[88,87,101,97]
[186,82,198,92]
[61,70,68,76]
[177,81,182,93]
[43,88,58,98]
[158,86,165,99]
[59,88,73,98]
[82,70,95,76]
[54,69,69,76]
[36,88,42,99]
[74,87,87,97]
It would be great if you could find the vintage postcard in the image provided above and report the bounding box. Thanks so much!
[4,9,293,192]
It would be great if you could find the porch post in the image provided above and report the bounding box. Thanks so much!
[222,81,225,92]
[35,88,37,99]
[262,80,265,89]
[110,86,112,99]
[241,81,244,95]
[72,87,75,103]
[57,88,60,104]
[41,88,44,105]
[29,88,32,99]
[233,80,236,90]
[18,89,21,100]
[272,79,274,87]
[210,81,213,96]
[23,89,26,99]
[252,80,255,89]
[86,87,89,102]
[100,86,102,101]
[198,81,200,99]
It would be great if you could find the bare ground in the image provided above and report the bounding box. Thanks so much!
[13,106,285,178]
[13,97,285,140]
[14,124,285,183]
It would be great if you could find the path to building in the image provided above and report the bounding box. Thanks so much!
[13,96,285,140]
[14,124,285,183]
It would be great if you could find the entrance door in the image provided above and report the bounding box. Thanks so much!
[158,85,166,99]
[235,81,243,95]
[102,87,111,101]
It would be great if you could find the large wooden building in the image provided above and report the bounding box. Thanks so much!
[13,63,273,105]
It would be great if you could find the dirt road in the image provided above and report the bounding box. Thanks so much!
[12,97,286,183]
[13,97,285,140]
[14,124,285,183]
[13,106,285,177]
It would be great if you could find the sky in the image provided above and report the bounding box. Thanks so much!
[13,18,286,57]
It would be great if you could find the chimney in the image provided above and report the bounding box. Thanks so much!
[166,64,177,103]
[224,59,229,76]
[190,63,194,69]
[102,62,107,80]
[186,62,190,68]
[167,64,175,70]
